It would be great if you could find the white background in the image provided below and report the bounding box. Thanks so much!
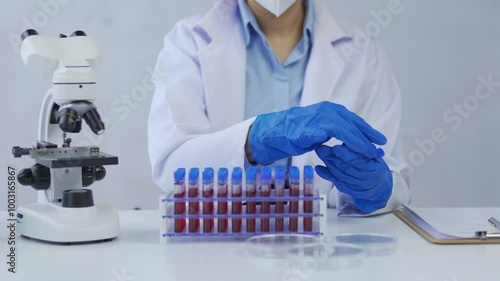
[0,0,499,210]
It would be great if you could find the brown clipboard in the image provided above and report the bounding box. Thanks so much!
[394,209,500,245]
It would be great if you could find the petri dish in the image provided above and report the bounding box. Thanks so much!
[246,234,320,259]
[332,233,397,256]
[287,243,365,270]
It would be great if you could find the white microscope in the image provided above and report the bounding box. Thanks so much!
[12,29,119,244]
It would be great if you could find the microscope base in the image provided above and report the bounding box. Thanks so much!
[17,202,119,244]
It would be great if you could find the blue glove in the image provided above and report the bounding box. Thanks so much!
[248,102,387,166]
[315,144,393,214]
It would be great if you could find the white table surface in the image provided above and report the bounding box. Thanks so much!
[1,209,499,281]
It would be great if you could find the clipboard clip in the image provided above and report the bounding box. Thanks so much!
[477,217,500,240]
[475,231,500,240]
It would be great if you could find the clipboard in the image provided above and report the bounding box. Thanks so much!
[394,206,500,245]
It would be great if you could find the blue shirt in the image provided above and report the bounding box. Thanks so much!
[237,0,315,167]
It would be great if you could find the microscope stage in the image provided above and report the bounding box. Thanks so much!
[25,146,119,168]
[35,152,118,168]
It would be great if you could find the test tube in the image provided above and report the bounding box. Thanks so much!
[217,168,229,233]
[303,166,314,232]
[188,168,200,233]
[274,166,285,232]
[246,167,257,232]
[231,167,243,233]
[289,166,300,232]
[203,168,214,233]
[174,168,186,233]
[260,167,272,232]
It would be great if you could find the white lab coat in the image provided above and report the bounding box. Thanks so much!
[148,0,411,215]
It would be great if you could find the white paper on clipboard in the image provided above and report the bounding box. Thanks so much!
[403,206,500,239]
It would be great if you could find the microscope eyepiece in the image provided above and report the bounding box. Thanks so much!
[83,108,105,135]
[71,30,87,37]
[21,29,39,41]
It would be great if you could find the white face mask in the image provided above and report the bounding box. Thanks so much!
[255,0,297,17]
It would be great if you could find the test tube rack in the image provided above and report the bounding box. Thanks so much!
[159,167,327,244]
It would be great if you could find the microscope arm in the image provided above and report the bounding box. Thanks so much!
[38,91,62,143]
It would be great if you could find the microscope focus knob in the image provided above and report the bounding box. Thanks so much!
[21,29,39,41]
[95,166,106,181]
[62,189,94,208]
[81,166,106,187]
[17,164,51,190]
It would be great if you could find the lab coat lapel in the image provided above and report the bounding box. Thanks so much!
[197,0,246,131]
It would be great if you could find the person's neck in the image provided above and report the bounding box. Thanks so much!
[247,0,305,38]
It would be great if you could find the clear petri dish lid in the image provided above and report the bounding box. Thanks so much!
[287,243,365,271]
[246,234,320,259]
[331,233,398,256]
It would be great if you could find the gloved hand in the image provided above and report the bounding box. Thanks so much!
[315,144,393,214]
[247,102,387,166]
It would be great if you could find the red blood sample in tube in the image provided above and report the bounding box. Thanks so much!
[274,166,286,232]
[231,168,243,233]
[260,167,272,232]
[188,168,200,233]
[289,166,300,232]
[246,167,257,232]
[174,169,186,233]
[203,168,214,233]
[303,166,314,232]
[217,168,229,233]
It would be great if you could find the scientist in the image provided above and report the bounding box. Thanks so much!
[148,0,410,215]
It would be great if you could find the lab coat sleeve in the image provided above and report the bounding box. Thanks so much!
[148,23,254,192]
[329,40,411,216]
